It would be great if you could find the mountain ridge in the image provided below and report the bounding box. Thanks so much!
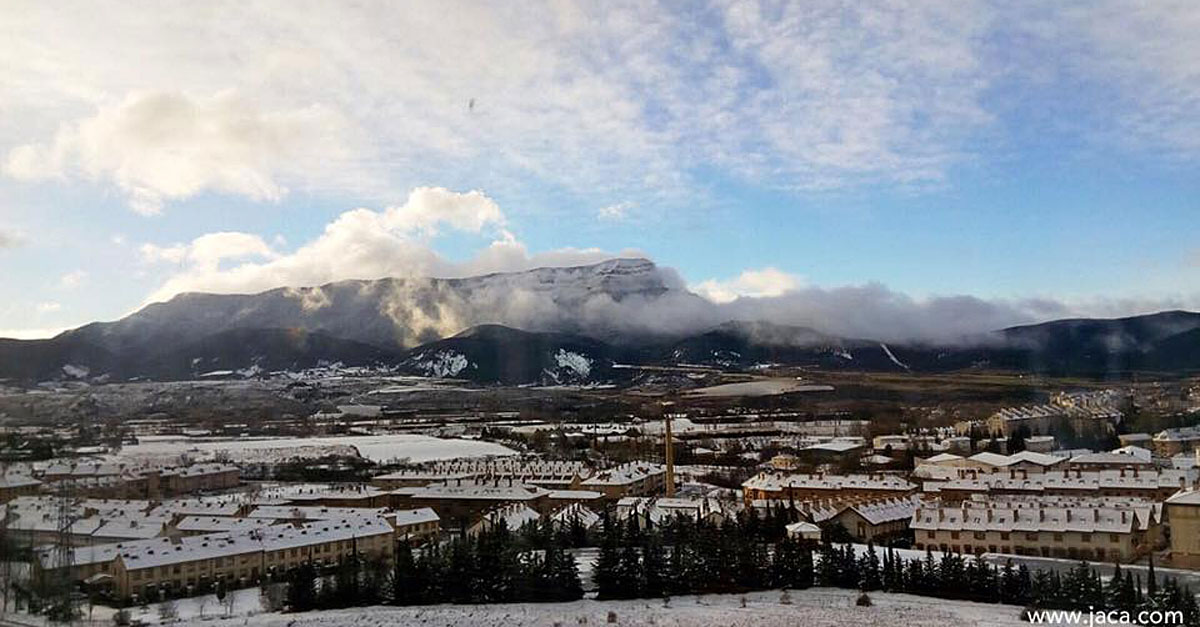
[1,259,1199,383]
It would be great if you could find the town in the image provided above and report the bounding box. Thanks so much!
[1,371,1199,624]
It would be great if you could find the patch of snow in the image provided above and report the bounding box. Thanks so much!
[880,343,910,371]
[62,364,89,378]
[408,350,471,377]
[553,349,593,379]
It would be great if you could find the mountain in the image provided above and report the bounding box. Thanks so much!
[1,258,1199,383]
[396,324,624,385]
[139,328,401,379]
[59,258,704,354]
[664,320,915,371]
[987,310,1200,375]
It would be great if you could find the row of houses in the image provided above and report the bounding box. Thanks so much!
[0,463,240,503]
[33,516,398,601]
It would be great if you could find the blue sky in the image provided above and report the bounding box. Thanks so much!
[1,1,1199,338]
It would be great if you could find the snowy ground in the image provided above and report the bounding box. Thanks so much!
[115,434,517,464]
[682,379,834,398]
[163,588,1026,626]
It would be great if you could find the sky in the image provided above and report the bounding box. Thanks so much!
[1,1,1199,339]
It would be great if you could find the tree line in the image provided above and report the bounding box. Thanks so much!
[272,506,1200,625]
[284,517,583,612]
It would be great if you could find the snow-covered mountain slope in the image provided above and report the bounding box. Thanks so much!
[396,325,625,385]
[61,258,712,354]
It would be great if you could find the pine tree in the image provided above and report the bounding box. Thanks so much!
[285,562,318,612]
[392,541,417,605]
[858,543,881,592]
[617,543,643,598]
[593,513,622,600]
[999,559,1019,605]
[816,542,839,587]
[922,548,940,596]
[642,534,667,598]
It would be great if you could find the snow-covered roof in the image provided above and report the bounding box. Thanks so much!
[923,453,964,464]
[391,507,440,527]
[0,475,41,488]
[967,452,1013,467]
[1006,451,1064,467]
[913,497,1160,534]
[93,516,171,540]
[549,503,600,529]
[1069,452,1154,466]
[581,462,666,487]
[175,516,275,533]
[117,517,394,571]
[1166,489,1200,506]
[742,472,916,493]
[246,505,389,521]
[408,480,550,501]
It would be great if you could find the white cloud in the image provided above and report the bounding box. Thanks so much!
[35,301,61,314]
[597,202,634,221]
[0,326,72,340]
[139,187,627,304]
[5,90,357,214]
[0,1,1003,212]
[59,270,87,289]
[694,267,804,303]
[0,228,24,249]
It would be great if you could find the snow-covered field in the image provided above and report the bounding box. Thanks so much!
[166,588,1026,627]
[117,434,517,464]
[682,379,835,398]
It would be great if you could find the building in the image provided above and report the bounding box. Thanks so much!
[1166,489,1200,568]
[0,475,42,503]
[467,503,541,536]
[615,496,736,528]
[392,479,551,526]
[816,497,918,543]
[986,401,1121,438]
[371,459,592,491]
[1154,427,1200,457]
[580,462,667,500]
[927,467,1194,502]
[1066,452,1155,471]
[742,472,916,504]
[913,496,1162,562]
[108,517,395,601]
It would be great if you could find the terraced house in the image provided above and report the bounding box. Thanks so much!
[912,496,1163,562]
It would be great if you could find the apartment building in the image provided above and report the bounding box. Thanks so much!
[912,496,1162,562]
[1164,489,1200,568]
[391,479,551,525]
[928,467,1194,502]
[100,517,394,600]
[814,497,919,543]
[372,460,592,491]
[1154,427,1200,457]
[580,462,667,500]
[741,472,916,504]
[0,475,42,503]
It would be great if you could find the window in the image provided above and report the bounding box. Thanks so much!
[1026,532,1038,541]
[1110,534,1120,543]
[1000,532,1010,540]
[1054,533,1063,542]
[1081,534,1091,543]
[951,531,960,540]
[973,531,985,540]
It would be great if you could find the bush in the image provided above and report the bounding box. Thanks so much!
[856,593,872,607]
